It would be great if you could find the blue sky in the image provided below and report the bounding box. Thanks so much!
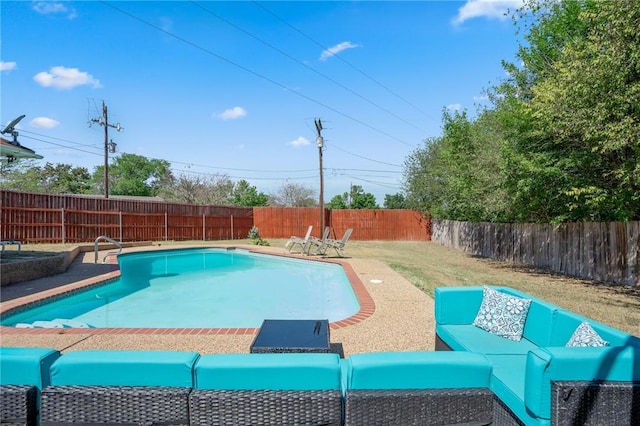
[1,0,524,204]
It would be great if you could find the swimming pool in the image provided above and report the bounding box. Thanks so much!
[1,248,361,328]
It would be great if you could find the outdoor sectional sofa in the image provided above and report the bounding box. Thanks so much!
[1,347,497,426]
[435,285,640,426]
[2,285,639,426]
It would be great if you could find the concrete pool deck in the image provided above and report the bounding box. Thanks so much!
[0,245,435,357]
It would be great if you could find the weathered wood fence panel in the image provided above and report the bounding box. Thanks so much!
[432,220,639,286]
[253,207,431,241]
[1,190,253,243]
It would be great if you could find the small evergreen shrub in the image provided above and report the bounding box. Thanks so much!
[248,226,270,246]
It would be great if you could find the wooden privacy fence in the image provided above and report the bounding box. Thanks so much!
[432,219,639,286]
[254,207,431,241]
[0,190,253,243]
[1,191,431,243]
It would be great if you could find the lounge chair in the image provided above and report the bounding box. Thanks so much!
[302,226,331,255]
[284,226,313,253]
[313,228,353,257]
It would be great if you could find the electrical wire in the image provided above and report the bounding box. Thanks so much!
[190,1,428,136]
[252,1,434,120]
[98,1,415,148]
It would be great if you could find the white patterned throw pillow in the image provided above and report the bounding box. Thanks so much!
[472,287,532,341]
[566,322,610,347]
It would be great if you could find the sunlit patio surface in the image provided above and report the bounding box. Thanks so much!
[0,245,435,357]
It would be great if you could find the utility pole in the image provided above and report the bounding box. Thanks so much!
[315,118,325,234]
[89,101,122,198]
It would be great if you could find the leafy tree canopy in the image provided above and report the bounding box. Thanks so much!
[328,185,379,209]
[0,161,92,194]
[403,0,640,222]
[383,193,407,209]
[230,179,269,207]
[93,153,172,197]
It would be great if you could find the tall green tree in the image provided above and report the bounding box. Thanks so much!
[93,153,172,197]
[404,110,508,221]
[230,179,269,206]
[328,185,379,209]
[326,194,347,209]
[0,161,92,194]
[383,193,406,209]
[498,0,640,221]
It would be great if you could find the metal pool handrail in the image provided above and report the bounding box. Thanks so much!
[94,236,122,263]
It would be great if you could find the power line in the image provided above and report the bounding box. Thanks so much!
[22,129,406,184]
[252,1,433,120]
[98,1,414,148]
[190,1,428,136]
[326,141,402,168]
[19,134,104,157]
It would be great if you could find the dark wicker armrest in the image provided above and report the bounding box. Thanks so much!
[1,385,38,426]
[552,380,640,426]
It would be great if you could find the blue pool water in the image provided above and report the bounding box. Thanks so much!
[2,248,360,328]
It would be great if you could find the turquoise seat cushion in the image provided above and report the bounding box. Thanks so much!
[437,324,539,355]
[486,354,548,426]
[50,350,199,387]
[346,351,491,390]
[0,347,61,389]
[194,353,341,391]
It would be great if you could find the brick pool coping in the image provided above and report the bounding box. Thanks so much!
[0,246,375,336]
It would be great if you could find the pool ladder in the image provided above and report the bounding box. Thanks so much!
[94,236,122,263]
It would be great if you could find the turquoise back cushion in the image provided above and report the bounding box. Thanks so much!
[0,347,61,388]
[435,286,484,324]
[346,351,492,390]
[550,310,629,347]
[50,350,199,387]
[194,353,341,391]
[520,299,558,347]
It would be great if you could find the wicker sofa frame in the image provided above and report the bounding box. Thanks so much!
[40,385,191,426]
[189,389,342,426]
[0,384,37,426]
[344,388,494,426]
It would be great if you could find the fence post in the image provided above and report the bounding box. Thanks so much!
[119,211,123,242]
[61,208,65,244]
[202,214,206,241]
[165,212,168,241]
[231,215,234,240]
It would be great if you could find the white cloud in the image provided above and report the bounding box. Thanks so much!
[30,117,60,129]
[473,95,489,102]
[290,136,310,148]
[216,106,247,121]
[33,66,102,89]
[320,41,360,61]
[32,1,77,19]
[447,103,462,111]
[453,0,523,25]
[1,61,17,71]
